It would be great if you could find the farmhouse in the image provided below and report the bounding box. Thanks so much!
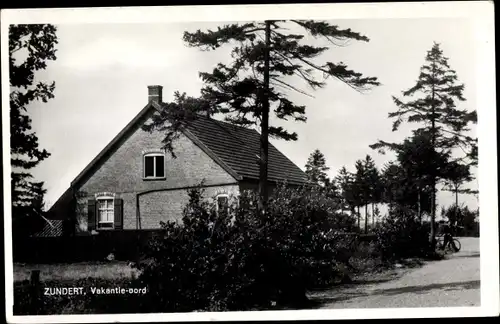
[46,85,308,236]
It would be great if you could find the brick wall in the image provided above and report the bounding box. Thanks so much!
[138,185,240,229]
[74,114,238,233]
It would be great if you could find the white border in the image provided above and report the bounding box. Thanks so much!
[2,1,497,322]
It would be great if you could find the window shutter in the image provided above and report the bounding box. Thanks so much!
[88,198,96,231]
[114,198,123,230]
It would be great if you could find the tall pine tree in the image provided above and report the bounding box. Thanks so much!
[305,149,330,186]
[353,159,368,230]
[10,24,58,230]
[364,156,382,227]
[371,43,477,246]
[335,166,356,215]
[145,20,380,211]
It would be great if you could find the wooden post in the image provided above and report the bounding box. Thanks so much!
[30,270,42,314]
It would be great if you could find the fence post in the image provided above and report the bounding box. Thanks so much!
[29,270,42,314]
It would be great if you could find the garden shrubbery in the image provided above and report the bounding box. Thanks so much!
[133,183,357,312]
[14,185,448,315]
[13,188,451,315]
[373,206,435,261]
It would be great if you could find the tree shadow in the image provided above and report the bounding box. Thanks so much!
[306,280,480,308]
[373,280,480,296]
[308,275,398,293]
[452,253,480,259]
[352,277,396,285]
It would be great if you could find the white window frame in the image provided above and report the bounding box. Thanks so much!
[215,194,230,216]
[96,196,114,230]
[143,152,166,179]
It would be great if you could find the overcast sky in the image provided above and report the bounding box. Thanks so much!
[23,17,478,211]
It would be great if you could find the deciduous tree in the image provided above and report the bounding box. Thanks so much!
[9,24,58,232]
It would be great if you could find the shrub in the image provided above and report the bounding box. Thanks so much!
[373,206,434,261]
[134,183,355,312]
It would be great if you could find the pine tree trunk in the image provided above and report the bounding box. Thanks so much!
[357,206,360,229]
[430,180,436,244]
[429,69,437,249]
[364,204,368,234]
[258,20,271,213]
[417,185,422,223]
[372,202,375,227]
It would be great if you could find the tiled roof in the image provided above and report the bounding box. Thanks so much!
[32,219,64,237]
[187,117,308,185]
[54,102,308,217]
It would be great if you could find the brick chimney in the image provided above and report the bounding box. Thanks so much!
[147,85,163,104]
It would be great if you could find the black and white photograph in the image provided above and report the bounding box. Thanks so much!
[2,2,498,322]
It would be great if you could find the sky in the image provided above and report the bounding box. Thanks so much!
[20,17,478,212]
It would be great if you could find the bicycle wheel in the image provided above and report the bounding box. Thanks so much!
[453,238,461,252]
[444,241,454,254]
[436,238,445,251]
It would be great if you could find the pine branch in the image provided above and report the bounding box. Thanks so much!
[270,78,315,98]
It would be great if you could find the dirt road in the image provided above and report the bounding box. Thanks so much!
[310,237,480,308]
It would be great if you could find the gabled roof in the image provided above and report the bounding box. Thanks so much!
[63,101,307,198]
[32,219,64,237]
[71,101,162,187]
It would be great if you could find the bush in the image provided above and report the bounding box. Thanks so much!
[373,206,434,261]
[134,183,356,312]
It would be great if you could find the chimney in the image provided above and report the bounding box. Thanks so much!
[147,85,163,104]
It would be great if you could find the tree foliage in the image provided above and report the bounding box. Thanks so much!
[380,160,432,216]
[442,161,475,195]
[335,166,357,214]
[9,24,58,222]
[372,43,477,163]
[441,204,478,234]
[182,21,379,138]
[350,155,381,232]
[305,149,330,186]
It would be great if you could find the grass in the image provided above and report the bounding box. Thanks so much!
[13,276,145,315]
[13,261,139,282]
[13,262,143,315]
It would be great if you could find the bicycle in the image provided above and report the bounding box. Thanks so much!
[436,233,461,254]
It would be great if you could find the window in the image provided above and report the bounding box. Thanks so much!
[216,194,229,217]
[97,197,114,229]
[144,153,165,179]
